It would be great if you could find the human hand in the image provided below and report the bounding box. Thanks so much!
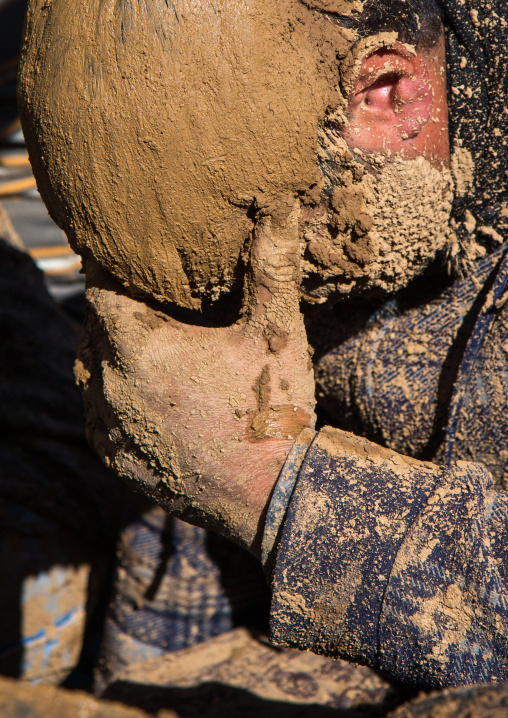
[75,200,316,554]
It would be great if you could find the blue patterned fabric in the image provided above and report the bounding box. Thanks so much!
[101,506,270,674]
[268,237,508,688]
[444,247,508,464]
[315,246,508,483]
[270,427,508,688]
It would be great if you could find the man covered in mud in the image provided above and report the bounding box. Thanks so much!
[18,0,508,693]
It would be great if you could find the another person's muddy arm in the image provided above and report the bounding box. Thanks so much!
[266,425,508,689]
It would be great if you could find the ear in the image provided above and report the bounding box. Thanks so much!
[342,44,434,155]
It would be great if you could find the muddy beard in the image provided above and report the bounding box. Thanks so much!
[300,142,455,304]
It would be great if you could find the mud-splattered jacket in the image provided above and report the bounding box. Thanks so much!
[263,0,508,688]
[265,248,508,690]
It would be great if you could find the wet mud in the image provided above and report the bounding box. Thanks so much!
[19,0,359,309]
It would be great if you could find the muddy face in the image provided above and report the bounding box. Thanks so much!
[19,0,357,310]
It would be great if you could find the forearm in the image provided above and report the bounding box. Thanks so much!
[267,426,508,688]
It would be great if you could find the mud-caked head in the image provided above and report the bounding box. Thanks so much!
[19,0,453,311]
[18,0,361,310]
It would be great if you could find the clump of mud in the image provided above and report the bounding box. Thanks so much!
[0,675,169,718]
[300,127,454,303]
[18,0,358,310]
[390,683,508,718]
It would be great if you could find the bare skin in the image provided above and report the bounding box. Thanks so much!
[342,34,449,169]
[79,34,450,558]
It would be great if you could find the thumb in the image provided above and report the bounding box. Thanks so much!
[243,198,304,350]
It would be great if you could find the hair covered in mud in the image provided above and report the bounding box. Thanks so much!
[18,0,362,310]
[18,0,452,311]
[19,0,505,310]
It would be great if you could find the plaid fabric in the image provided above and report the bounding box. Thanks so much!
[100,507,270,675]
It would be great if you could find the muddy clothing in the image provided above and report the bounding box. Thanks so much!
[267,422,508,689]
[440,0,508,264]
[315,246,508,482]
[262,0,508,691]
[266,233,508,691]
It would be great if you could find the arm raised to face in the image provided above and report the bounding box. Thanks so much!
[75,8,453,554]
[76,200,316,554]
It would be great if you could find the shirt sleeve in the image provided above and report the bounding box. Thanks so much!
[268,425,508,689]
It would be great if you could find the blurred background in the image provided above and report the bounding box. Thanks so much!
[0,0,83,316]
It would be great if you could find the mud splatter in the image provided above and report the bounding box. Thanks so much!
[301,150,454,302]
[247,406,312,442]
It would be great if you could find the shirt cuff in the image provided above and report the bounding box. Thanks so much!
[261,427,317,576]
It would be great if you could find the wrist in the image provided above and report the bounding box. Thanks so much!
[216,437,294,556]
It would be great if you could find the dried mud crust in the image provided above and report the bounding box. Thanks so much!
[19,0,358,310]
[18,0,508,313]
[103,627,399,717]
[388,684,508,718]
[19,0,455,311]
[301,151,454,302]
[0,676,175,718]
